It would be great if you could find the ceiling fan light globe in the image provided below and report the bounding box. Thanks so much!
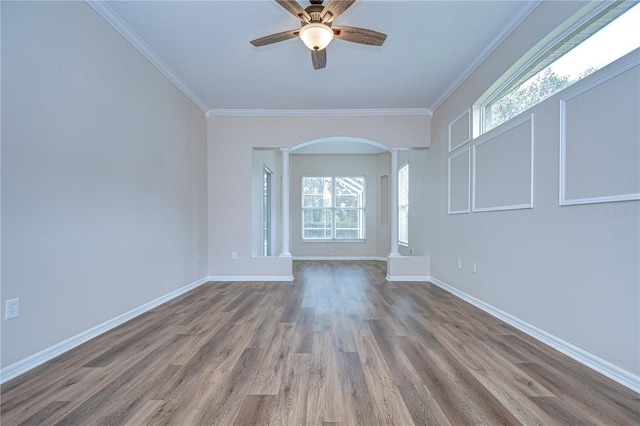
[299,23,334,51]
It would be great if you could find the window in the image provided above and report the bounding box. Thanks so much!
[481,1,640,133]
[398,163,409,246]
[302,176,365,241]
[262,165,272,256]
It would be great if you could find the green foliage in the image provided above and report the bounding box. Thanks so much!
[489,67,596,129]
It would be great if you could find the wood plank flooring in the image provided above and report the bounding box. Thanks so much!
[2,260,639,425]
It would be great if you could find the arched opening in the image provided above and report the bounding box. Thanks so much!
[252,137,391,258]
[291,137,390,154]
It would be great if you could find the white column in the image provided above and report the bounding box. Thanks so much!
[280,148,292,257]
[389,148,400,257]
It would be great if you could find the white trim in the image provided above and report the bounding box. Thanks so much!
[292,137,390,153]
[472,114,534,213]
[428,276,640,393]
[293,256,387,261]
[386,275,430,282]
[448,108,472,152]
[559,193,640,206]
[448,146,471,215]
[479,1,633,135]
[559,57,640,206]
[0,276,210,384]
[86,0,209,113]
[429,1,541,112]
[206,108,433,118]
[208,275,295,282]
[471,203,534,213]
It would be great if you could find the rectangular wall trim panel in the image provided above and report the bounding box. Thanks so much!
[472,114,534,212]
[448,147,471,214]
[448,108,471,152]
[559,58,640,206]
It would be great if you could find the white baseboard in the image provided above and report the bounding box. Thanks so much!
[386,275,430,282]
[429,276,640,393]
[293,256,388,261]
[207,275,294,282]
[0,276,210,384]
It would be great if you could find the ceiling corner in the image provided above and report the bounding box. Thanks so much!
[85,0,210,113]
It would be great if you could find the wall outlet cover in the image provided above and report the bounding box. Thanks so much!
[5,299,19,320]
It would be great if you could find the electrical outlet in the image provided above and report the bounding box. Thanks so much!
[328,246,333,252]
[472,262,477,273]
[197,254,201,263]
[231,251,238,260]
[457,259,462,270]
[5,299,19,320]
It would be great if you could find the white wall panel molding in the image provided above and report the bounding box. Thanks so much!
[0,276,210,384]
[448,147,471,214]
[448,108,472,152]
[559,57,640,206]
[472,114,534,212]
[429,276,640,393]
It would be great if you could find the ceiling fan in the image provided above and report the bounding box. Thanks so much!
[250,0,387,70]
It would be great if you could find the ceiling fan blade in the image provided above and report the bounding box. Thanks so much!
[321,0,356,23]
[250,29,299,47]
[333,26,386,46]
[275,0,311,22]
[311,49,326,70]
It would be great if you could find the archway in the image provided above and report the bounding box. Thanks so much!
[291,136,390,154]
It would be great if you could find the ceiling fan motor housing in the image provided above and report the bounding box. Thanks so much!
[250,0,386,70]
[304,5,326,23]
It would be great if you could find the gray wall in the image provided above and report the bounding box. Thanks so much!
[427,0,640,376]
[252,149,282,257]
[398,149,429,257]
[207,115,430,277]
[1,2,208,368]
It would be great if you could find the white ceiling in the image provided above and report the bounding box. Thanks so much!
[95,0,538,113]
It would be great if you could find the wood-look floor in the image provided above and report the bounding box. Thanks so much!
[2,261,639,425]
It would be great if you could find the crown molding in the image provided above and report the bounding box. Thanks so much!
[206,108,433,119]
[86,0,210,113]
[429,0,541,113]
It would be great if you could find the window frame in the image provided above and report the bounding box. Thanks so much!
[477,0,638,135]
[301,176,366,242]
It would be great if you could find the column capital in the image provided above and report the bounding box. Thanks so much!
[388,147,399,154]
[280,147,292,154]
